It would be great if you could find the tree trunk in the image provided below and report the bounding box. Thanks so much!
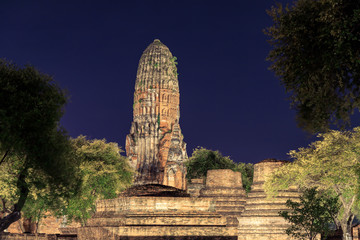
[0,150,9,166]
[23,217,36,233]
[35,220,39,234]
[0,210,21,232]
[17,219,25,233]
[341,219,353,240]
[333,186,355,240]
[0,166,29,232]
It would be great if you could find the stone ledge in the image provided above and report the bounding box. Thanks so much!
[87,215,227,227]
[200,188,246,196]
[96,197,215,212]
[77,226,238,238]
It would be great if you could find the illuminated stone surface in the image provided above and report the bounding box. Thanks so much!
[200,169,246,217]
[74,163,299,240]
[8,161,300,240]
[237,159,299,240]
[6,214,80,234]
[77,196,238,240]
[187,178,205,197]
[125,39,187,189]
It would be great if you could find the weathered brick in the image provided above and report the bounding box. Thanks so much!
[125,39,187,190]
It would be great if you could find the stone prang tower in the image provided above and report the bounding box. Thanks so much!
[125,39,187,190]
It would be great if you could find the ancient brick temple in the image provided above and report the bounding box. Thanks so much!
[125,39,187,189]
[2,40,345,240]
[75,159,298,240]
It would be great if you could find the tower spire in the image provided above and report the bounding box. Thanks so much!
[125,40,187,189]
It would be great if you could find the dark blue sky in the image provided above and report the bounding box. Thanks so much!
[2,0,351,164]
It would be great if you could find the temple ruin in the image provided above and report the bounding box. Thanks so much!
[74,40,300,240]
[3,40,303,240]
[73,39,298,240]
[75,159,298,239]
[125,39,187,189]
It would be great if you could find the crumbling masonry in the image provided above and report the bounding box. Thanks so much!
[75,159,298,240]
[125,39,187,190]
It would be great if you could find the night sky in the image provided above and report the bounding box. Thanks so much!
[2,1,356,164]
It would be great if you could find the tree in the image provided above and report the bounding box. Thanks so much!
[279,188,339,240]
[19,167,70,233]
[265,0,360,133]
[21,190,61,233]
[0,59,79,231]
[1,136,134,231]
[265,127,360,240]
[58,136,133,226]
[185,147,253,192]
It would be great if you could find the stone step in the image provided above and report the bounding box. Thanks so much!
[87,215,227,227]
[237,227,289,234]
[93,211,221,218]
[247,190,299,198]
[78,226,238,238]
[244,203,288,210]
[216,211,245,216]
[214,206,245,212]
[96,196,215,212]
[239,209,287,216]
[244,196,299,204]
[200,188,246,196]
[214,201,245,206]
[201,196,246,202]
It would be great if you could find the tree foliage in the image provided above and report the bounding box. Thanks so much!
[18,164,73,233]
[0,59,79,231]
[185,147,253,192]
[0,135,134,230]
[58,136,133,226]
[21,191,61,233]
[265,0,360,133]
[265,128,360,240]
[279,188,339,240]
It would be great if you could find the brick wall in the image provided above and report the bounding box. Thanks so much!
[206,169,242,188]
[0,233,77,240]
[6,215,80,234]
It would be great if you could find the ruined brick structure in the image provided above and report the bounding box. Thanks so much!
[2,40,351,240]
[237,159,299,240]
[71,159,300,240]
[6,215,80,235]
[200,169,246,218]
[125,39,187,189]
[6,160,305,240]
